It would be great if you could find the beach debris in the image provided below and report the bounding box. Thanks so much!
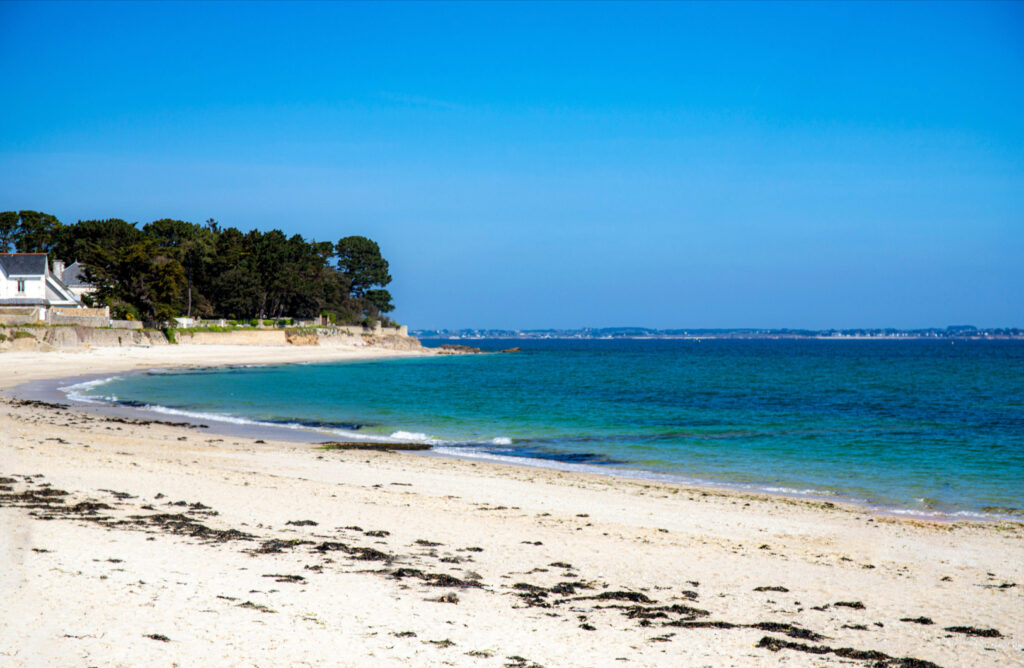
[900,616,934,625]
[262,573,305,583]
[285,519,318,526]
[585,590,653,603]
[144,633,171,642]
[8,398,69,411]
[505,656,545,668]
[237,601,276,613]
[428,592,460,604]
[755,636,941,668]
[391,567,480,588]
[943,625,1002,637]
[623,603,710,622]
[425,638,456,648]
[122,512,253,543]
[252,538,313,554]
[754,585,789,592]
[980,582,1016,589]
[318,441,430,451]
[834,600,866,609]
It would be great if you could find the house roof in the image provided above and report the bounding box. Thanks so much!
[0,253,48,276]
[61,261,90,287]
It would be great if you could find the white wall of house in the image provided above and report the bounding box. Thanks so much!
[0,273,46,301]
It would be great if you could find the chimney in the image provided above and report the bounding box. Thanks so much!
[52,259,65,277]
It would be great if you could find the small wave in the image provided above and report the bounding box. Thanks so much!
[491,437,513,445]
[389,430,445,445]
[60,376,120,404]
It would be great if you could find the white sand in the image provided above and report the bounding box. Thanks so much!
[1,345,1021,667]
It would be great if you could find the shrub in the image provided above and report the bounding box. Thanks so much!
[162,327,177,344]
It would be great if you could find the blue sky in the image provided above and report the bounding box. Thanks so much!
[1,1,1022,329]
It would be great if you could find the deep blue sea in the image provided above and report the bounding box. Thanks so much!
[69,339,1024,519]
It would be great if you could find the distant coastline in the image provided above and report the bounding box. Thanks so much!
[415,325,1024,341]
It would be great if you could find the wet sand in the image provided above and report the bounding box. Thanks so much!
[1,346,1022,667]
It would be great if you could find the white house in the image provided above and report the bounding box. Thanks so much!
[0,253,83,309]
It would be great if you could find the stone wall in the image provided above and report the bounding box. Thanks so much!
[0,314,43,326]
[48,313,109,327]
[0,326,168,351]
[176,329,289,346]
[0,323,414,352]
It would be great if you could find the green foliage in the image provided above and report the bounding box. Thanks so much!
[162,326,177,344]
[3,211,398,324]
[12,211,63,253]
[335,236,393,312]
[0,211,18,252]
[12,330,36,340]
[0,332,8,342]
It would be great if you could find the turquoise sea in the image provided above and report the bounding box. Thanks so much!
[69,339,1024,519]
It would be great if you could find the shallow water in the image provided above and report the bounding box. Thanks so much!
[70,339,1024,519]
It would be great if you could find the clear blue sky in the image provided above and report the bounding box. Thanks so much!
[2,1,1022,329]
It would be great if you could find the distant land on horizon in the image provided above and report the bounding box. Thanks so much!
[414,325,1024,341]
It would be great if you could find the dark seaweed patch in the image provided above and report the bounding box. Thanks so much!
[944,626,1001,638]
[584,591,653,603]
[756,636,941,668]
[250,538,311,554]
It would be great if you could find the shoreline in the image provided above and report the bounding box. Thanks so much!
[4,351,1020,525]
[2,345,1022,666]
[4,352,1019,524]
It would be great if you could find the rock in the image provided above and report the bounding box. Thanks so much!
[500,347,522,353]
[435,344,483,354]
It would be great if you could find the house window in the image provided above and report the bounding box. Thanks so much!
[16,279,26,294]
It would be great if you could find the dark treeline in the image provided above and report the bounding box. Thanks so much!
[0,210,394,324]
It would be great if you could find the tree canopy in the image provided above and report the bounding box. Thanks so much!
[0,210,396,325]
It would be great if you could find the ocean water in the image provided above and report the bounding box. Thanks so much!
[70,339,1024,519]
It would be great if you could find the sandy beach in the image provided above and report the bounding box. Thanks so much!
[1,345,1022,667]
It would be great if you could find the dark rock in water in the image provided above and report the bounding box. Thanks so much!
[500,347,522,353]
[944,626,1002,637]
[435,344,484,354]
[318,441,431,451]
